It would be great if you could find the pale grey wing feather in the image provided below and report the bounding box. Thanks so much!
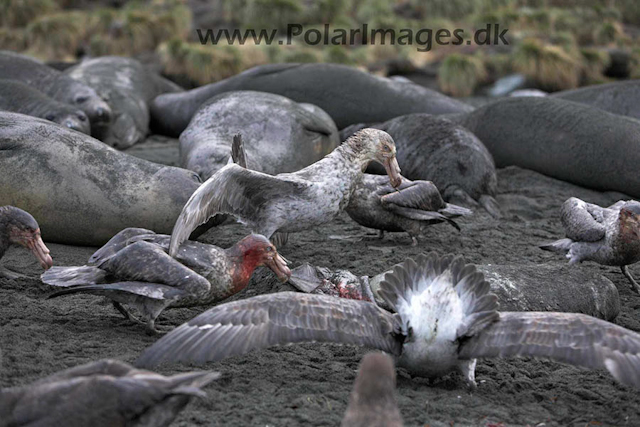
[47,281,186,301]
[560,197,606,242]
[30,360,136,385]
[168,164,310,257]
[136,292,403,368]
[459,312,640,389]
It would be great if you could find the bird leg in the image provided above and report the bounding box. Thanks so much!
[621,265,640,294]
[408,234,418,246]
[112,301,144,324]
[458,359,478,390]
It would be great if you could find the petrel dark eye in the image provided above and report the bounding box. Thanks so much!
[383,145,391,152]
[266,246,273,252]
[45,114,55,121]
[75,96,88,104]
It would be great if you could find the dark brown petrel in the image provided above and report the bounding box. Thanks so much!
[0,359,218,427]
[0,205,53,279]
[541,197,640,293]
[346,174,472,245]
[137,252,640,389]
[341,353,403,427]
[42,228,290,334]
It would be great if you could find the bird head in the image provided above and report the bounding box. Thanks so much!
[3,206,53,270]
[345,129,402,188]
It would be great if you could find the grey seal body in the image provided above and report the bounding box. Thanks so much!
[0,79,90,134]
[553,80,640,121]
[449,97,640,198]
[66,56,182,148]
[342,114,500,217]
[150,63,473,136]
[180,91,339,180]
[0,112,201,245]
[0,51,111,126]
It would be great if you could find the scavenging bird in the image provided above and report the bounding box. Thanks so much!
[0,205,53,279]
[0,359,218,427]
[137,252,640,389]
[541,197,640,293]
[341,352,403,427]
[346,175,472,245]
[43,228,289,334]
[168,128,402,257]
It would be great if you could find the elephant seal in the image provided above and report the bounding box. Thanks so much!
[0,79,90,134]
[180,91,340,179]
[341,114,500,217]
[449,97,640,198]
[66,56,183,149]
[0,50,111,127]
[552,80,640,121]
[150,63,474,136]
[0,112,202,246]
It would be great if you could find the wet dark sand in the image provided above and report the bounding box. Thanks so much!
[1,138,640,426]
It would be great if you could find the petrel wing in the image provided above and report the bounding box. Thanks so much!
[459,311,640,389]
[560,197,607,242]
[136,292,403,368]
[169,164,310,257]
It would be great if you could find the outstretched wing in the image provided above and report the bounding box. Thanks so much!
[169,164,310,257]
[459,312,640,389]
[136,292,402,368]
[560,197,607,242]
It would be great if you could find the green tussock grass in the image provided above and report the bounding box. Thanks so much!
[594,21,625,45]
[26,11,86,60]
[158,39,246,85]
[0,28,26,51]
[0,0,58,28]
[438,53,487,97]
[513,38,582,91]
[580,48,610,84]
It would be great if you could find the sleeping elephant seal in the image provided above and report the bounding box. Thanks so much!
[66,56,183,149]
[180,91,340,179]
[0,50,111,127]
[0,79,90,134]
[341,114,500,217]
[150,63,474,137]
[0,112,202,246]
[552,80,640,121]
[449,97,640,199]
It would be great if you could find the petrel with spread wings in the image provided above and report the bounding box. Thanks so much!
[137,252,640,389]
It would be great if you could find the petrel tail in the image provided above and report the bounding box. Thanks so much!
[539,238,572,253]
[377,253,499,338]
[41,266,107,288]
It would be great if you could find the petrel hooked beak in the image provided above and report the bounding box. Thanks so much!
[266,252,291,282]
[26,230,53,270]
[383,156,402,188]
